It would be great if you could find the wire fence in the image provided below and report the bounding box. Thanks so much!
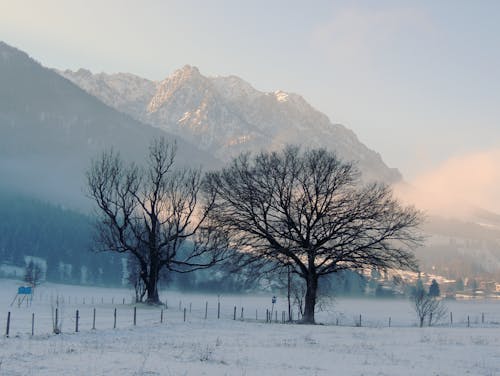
[3,292,500,337]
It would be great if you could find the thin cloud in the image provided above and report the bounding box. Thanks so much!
[310,6,434,64]
[395,149,500,217]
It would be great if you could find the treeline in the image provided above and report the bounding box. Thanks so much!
[0,191,123,285]
[0,191,396,298]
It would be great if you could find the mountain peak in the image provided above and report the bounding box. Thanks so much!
[169,64,202,82]
[59,64,402,183]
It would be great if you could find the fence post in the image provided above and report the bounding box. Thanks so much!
[114,308,117,329]
[266,309,269,323]
[92,308,96,330]
[5,311,10,337]
[160,309,163,324]
[241,307,244,320]
[467,315,470,328]
[275,311,277,323]
[205,301,208,320]
[233,306,236,320]
[256,309,258,321]
[429,312,433,327]
[123,298,125,305]
[133,307,137,326]
[388,317,391,328]
[31,313,35,336]
[482,312,484,324]
[450,312,453,326]
[359,314,362,327]
[55,308,59,333]
[184,308,187,322]
[75,310,79,332]
[217,302,220,319]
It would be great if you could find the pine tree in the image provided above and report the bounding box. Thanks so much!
[429,279,440,297]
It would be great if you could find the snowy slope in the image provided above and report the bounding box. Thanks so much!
[1,279,499,376]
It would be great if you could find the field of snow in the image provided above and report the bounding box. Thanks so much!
[0,279,499,375]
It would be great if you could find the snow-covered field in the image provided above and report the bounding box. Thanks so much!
[0,279,499,375]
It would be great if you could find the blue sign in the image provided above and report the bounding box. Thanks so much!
[18,286,32,295]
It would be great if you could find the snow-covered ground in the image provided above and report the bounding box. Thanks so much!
[0,279,499,375]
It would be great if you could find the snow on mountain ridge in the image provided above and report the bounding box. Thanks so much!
[59,65,402,183]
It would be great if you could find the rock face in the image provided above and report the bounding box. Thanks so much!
[59,65,402,183]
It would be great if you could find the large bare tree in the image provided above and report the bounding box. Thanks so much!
[87,138,226,304]
[205,146,422,323]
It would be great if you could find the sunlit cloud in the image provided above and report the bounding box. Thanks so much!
[395,149,500,217]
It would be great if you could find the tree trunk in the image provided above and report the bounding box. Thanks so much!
[302,273,318,324]
[145,276,160,304]
[144,258,161,304]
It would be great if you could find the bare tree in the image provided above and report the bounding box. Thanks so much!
[412,282,447,327]
[205,146,422,323]
[24,260,43,288]
[87,137,227,304]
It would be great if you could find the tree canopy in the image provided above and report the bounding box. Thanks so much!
[205,146,422,323]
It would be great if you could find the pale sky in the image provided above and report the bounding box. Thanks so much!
[1,0,499,186]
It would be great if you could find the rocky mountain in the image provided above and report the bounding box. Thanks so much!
[59,65,401,183]
[0,42,219,209]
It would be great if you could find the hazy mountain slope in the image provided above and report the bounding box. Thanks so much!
[0,42,219,208]
[60,65,401,183]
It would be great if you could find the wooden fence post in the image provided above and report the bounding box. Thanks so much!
[205,302,208,320]
[31,313,35,336]
[114,308,117,329]
[467,315,470,328]
[450,312,453,326]
[133,307,137,326]
[75,310,79,332]
[55,308,59,333]
[92,308,96,330]
[5,311,10,337]
[217,302,220,319]
[241,307,244,320]
[233,306,236,320]
[184,308,187,322]
[160,309,163,324]
[388,317,391,328]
